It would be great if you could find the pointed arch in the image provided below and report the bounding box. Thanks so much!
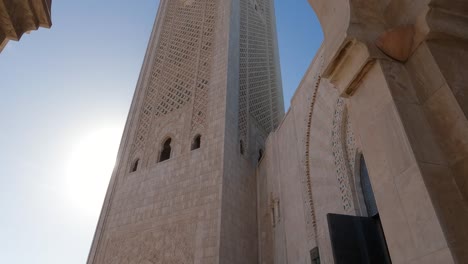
[191,134,201,150]
[130,158,140,173]
[258,149,264,163]
[159,137,172,162]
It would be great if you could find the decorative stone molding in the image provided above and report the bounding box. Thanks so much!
[131,0,217,153]
[304,57,323,239]
[323,40,376,97]
[0,0,52,52]
[308,0,468,99]
[331,98,355,213]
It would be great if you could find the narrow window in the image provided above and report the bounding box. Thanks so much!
[130,159,139,173]
[271,198,279,227]
[271,206,276,227]
[310,247,321,264]
[258,149,263,162]
[275,199,280,221]
[159,138,172,162]
[240,140,244,155]
[191,134,201,150]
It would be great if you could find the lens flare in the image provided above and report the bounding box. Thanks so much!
[65,127,122,217]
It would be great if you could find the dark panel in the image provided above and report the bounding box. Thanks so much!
[327,213,391,264]
[310,247,321,264]
[360,156,378,217]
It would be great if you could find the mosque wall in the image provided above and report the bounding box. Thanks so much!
[258,1,468,263]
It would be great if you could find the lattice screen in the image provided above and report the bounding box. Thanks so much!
[132,0,218,152]
[239,0,283,149]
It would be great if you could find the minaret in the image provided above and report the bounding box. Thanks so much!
[87,0,283,263]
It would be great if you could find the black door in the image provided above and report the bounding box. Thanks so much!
[327,156,391,263]
[327,213,391,264]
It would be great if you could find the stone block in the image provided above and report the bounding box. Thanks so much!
[405,43,445,104]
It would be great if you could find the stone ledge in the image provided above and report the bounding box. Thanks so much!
[0,0,52,52]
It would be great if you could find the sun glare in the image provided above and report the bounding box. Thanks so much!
[66,127,122,216]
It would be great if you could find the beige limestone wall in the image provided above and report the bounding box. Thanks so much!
[87,0,250,263]
[348,61,452,263]
[258,1,468,262]
[257,135,286,264]
[257,47,353,264]
[257,48,460,264]
[257,111,314,264]
[88,0,468,263]
[302,0,468,262]
[219,0,258,263]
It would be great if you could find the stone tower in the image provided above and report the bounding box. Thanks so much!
[87,0,283,263]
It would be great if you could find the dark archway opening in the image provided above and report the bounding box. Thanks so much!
[191,135,201,150]
[130,159,139,173]
[159,138,172,162]
[240,140,244,155]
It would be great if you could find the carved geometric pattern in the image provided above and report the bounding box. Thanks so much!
[102,221,196,264]
[239,0,281,149]
[331,98,355,213]
[345,111,357,176]
[133,0,217,151]
[191,0,217,132]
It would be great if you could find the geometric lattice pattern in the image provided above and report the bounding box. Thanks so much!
[345,110,357,177]
[133,0,218,151]
[239,0,283,148]
[190,0,217,133]
[331,98,356,213]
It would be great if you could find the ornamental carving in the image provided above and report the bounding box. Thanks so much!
[331,98,357,213]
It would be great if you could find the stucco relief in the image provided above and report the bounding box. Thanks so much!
[331,98,357,213]
[344,108,357,177]
[132,0,219,154]
[102,221,196,264]
[238,0,283,152]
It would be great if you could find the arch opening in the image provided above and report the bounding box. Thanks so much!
[258,149,263,162]
[130,159,139,173]
[191,134,201,150]
[159,138,172,162]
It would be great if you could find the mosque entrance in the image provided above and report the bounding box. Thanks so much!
[327,156,391,264]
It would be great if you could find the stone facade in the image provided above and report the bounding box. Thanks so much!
[87,0,282,263]
[257,0,468,263]
[89,0,468,263]
[0,0,52,52]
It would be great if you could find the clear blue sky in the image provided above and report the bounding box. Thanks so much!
[0,1,322,263]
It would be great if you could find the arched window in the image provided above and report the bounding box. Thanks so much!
[130,159,139,173]
[191,134,201,150]
[159,138,172,162]
[240,140,244,155]
[258,149,263,162]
